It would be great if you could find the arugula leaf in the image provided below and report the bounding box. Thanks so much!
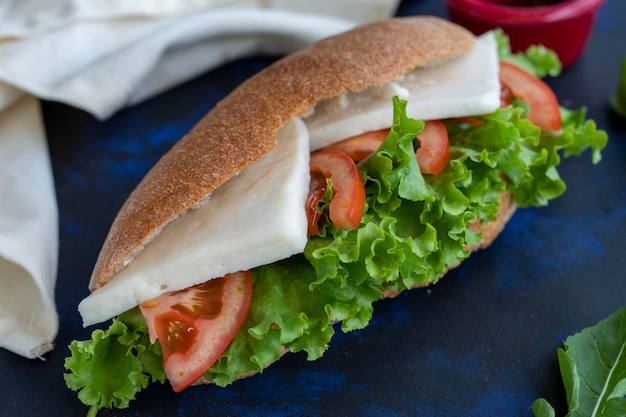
[533,306,626,417]
[533,398,556,417]
[610,57,626,119]
[495,28,562,78]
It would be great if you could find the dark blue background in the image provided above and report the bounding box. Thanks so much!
[2,0,625,416]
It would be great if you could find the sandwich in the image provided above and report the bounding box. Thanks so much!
[64,16,607,415]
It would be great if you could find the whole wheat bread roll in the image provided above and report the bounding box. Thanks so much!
[84,14,518,386]
[89,16,480,291]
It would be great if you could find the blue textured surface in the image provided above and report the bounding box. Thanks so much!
[1,1,625,416]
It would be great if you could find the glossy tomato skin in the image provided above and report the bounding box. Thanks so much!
[325,129,388,162]
[499,60,562,131]
[140,271,252,392]
[309,149,365,233]
[415,120,450,175]
[306,171,328,236]
[500,83,513,107]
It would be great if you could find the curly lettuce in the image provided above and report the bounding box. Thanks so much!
[65,37,608,415]
[495,28,562,78]
[64,308,165,417]
[66,95,606,415]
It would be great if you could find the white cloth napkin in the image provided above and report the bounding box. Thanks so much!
[0,96,58,359]
[0,0,399,358]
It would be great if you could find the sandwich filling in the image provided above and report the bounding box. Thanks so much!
[306,32,500,149]
[78,33,500,326]
[65,27,608,415]
[79,119,310,326]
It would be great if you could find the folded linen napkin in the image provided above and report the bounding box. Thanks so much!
[0,0,399,358]
[0,96,58,359]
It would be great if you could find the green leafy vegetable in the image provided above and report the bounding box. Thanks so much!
[610,57,626,119]
[65,95,606,415]
[495,28,562,78]
[533,306,626,417]
[64,308,165,417]
[65,41,608,416]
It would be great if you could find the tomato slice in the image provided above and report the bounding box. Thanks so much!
[499,60,562,131]
[306,171,328,236]
[415,120,450,175]
[500,82,513,108]
[449,116,485,127]
[308,149,365,233]
[325,129,389,162]
[139,271,252,392]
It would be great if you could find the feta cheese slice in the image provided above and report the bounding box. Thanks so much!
[79,32,502,326]
[305,32,500,150]
[79,118,310,326]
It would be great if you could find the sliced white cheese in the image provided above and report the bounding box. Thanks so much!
[305,32,501,150]
[79,31,502,326]
[79,118,311,326]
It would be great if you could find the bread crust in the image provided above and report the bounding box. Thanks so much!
[89,16,476,290]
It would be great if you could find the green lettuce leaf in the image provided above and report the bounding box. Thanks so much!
[202,255,383,386]
[495,28,562,78]
[559,107,607,164]
[64,308,165,417]
[533,306,626,417]
[205,96,607,388]
[65,95,607,414]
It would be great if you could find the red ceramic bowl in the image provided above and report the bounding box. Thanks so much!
[442,0,605,68]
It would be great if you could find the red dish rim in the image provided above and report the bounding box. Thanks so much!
[443,0,605,25]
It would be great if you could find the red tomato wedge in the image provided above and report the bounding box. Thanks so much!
[306,171,328,236]
[325,129,389,162]
[415,120,450,175]
[308,149,365,233]
[500,82,514,108]
[449,116,485,127]
[139,271,252,392]
[499,60,562,131]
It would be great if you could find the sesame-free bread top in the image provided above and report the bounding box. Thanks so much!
[89,16,476,291]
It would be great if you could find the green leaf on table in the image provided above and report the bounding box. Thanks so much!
[533,306,626,417]
[610,57,626,119]
[533,398,556,417]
